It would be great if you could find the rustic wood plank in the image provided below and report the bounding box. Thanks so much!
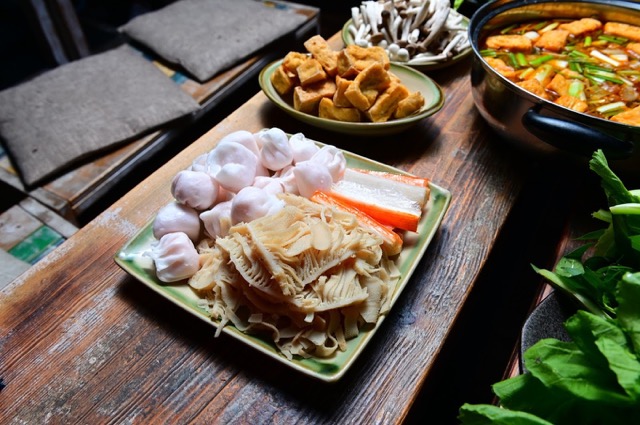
[0,33,546,423]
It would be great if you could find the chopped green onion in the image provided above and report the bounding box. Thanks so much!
[585,69,625,84]
[500,24,517,34]
[533,64,553,83]
[596,101,626,113]
[568,80,585,98]
[507,52,519,68]
[619,69,640,76]
[515,52,528,67]
[584,36,592,47]
[528,54,554,67]
[539,22,559,33]
[569,61,584,73]
[534,21,549,30]
[590,50,621,67]
[569,50,590,59]
[519,67,535,79]
[480,49,497,57]
[597,34,628,44]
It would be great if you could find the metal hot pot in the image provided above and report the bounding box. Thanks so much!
[468,0,640,171]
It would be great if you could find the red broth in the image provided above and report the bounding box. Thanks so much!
[480,18,640,125]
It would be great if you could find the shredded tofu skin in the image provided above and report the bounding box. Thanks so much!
[188,193,401,359]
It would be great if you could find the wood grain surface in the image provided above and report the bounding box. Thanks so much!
[0,33,551,424]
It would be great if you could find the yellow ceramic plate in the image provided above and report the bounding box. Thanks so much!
[341,14,472,72]
[259,60,444,136]
[115,142,451,382]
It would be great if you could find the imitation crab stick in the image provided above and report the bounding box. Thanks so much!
[310,191,403,256]
[341,168,430,208]
[350,168,430,188]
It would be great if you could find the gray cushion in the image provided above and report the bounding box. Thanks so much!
[0,45,201,187]
[120,0,309,82]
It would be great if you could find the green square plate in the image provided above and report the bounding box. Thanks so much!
[115,144,451,382]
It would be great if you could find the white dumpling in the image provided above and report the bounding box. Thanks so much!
[200,200,232,239]
[206,142,259,193]
[230,186,285,224]
[293,161,333,198]
[171,170,219,210]
[257,127,293,171]
[253,176,286,195]
[151,232,200,282]
[289,132,319,163]
[273,165,299,194]
[190,153,208,173]
[153,202,201,242]
[310,145,347,182]
[218,130,260,156]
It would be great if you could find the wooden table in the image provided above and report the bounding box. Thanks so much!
[0,33,595,423]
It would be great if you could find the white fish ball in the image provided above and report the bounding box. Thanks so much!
[206,141,258,180]
[293,161,333,198]
[171,170,219,210]
[151,232,200,282]
[215,163,256,194]
[289,132,319,164]
[153,202,201,242]
[257,127,293,171]
[309,145,347,182]
[200,200,232,239]
[218,130,260,156]
[230,186,285,224]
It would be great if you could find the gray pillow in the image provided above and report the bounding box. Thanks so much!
[120,0,309,82]
[0,45,201,187]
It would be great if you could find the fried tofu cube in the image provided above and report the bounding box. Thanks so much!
[282,51,309,74]
[344,63,391,111]
[604,22,640,42]
[297,58,327,87]
[293,86,324,114]
[485,34,533,52]
[394,92,425,119]
[304,35,338,76]
[556,95,588,113]
[517,79,549,100]
[292,80,336,114]
[308,79,337,98]
[534,29,570,52]
[558,18,602,36]
[484,57,517,79]
[627,42,640,56]
[546,73,569,96]
[318,97,361,122]
[611,105,640,125]
[337,45,390,78]
[271,64,295,95]
[367,83,410,123]
[333,75,354,107]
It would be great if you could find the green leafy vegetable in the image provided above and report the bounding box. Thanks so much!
[458,151,640,424]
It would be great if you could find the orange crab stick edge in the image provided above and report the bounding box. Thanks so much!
[310,191,404,256]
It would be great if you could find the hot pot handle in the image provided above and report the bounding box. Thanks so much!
[522,106,634,158]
